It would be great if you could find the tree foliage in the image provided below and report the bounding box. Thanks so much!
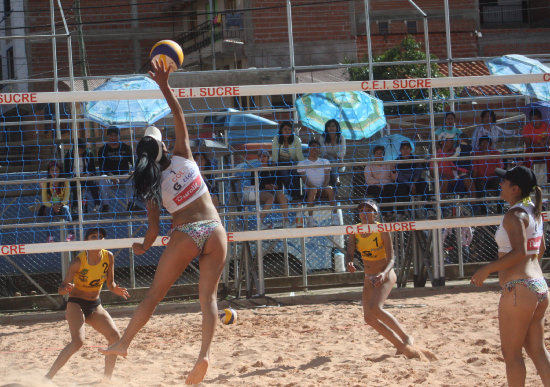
[348,36,449,114]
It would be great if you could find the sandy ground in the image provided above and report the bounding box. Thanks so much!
[0,282,548,387]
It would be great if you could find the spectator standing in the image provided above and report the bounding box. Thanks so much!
[272,121,304,198]
[319,119,346,186]
[471,110,517,151]
[522,108,549,169]
[64,138,101,214]
[97,126,138,212]
[435,112,462,146]
[297,139,338,227]
[364,145,396,219]
[39,161,74,242]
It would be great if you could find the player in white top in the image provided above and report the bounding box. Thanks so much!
[297,138,338,227]
[471,166,550,386]
[100,59,227,385]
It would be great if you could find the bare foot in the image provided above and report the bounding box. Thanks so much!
[185,357,209,385]
[398,344,423,359]
[421,348,438,361]
[99,342,128,357]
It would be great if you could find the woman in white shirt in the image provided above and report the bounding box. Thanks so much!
[471,109,517,151]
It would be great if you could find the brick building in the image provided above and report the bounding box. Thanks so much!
[1,0,548,91]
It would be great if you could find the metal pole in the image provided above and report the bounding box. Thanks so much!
[444,0,455,111]
[253,171,265,295]
[209,0,216,70]
[286,0,297,121]
[364,0,374,83]
[49,0,61,141]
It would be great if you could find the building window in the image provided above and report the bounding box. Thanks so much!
[225,0,236,11]
[7,47,14,79]
[479,0,531,27]
[378,21,389,35]
[406,20,417,34]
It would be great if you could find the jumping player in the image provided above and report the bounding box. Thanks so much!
[45,227,129,380]
[100,59,227,385]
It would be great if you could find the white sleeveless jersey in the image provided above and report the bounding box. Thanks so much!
[495,200,543,254]
[161,156,208,214]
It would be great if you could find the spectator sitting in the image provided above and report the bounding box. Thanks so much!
[433,132,474,200]
[319,119,346,186]
[394,141,428,218]
[255,150,289,228]
[364,145,396,219]
[522,108,549,168]
[39,161,75,242]
[194,152,220,209]
[64,137,102,214]
[455,134,473,179]
[297,139,338,227]
[271,121,304,198]
[97,126,142,212]
[435,112,462,147]
[471,109,517,151]
[472,136,504,214]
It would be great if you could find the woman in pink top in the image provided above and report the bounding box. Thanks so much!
[364,145,396,218]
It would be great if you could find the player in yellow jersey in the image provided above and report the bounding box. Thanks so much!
[45,227,129,381]
[346,201,424,359]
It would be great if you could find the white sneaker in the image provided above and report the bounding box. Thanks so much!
[307,216,315,227]
[331,213,340,225]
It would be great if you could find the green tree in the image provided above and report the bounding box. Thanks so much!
[348,36,449,114]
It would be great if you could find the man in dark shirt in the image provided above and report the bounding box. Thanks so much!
[97,126,141,211]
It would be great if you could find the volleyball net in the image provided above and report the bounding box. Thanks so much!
[0,71,549,301]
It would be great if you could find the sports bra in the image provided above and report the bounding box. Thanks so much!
[73,250,110,291]
[161,156,208,214]
[355,224,387,262]
[495,200,542,254]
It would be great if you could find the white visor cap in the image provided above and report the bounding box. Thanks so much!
[144,126,163,162]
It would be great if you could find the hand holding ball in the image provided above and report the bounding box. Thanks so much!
[219,308,237,325]
[150,40,184,73]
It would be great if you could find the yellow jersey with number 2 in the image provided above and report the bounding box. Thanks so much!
[355,223,387,262]
[73,250,110,291]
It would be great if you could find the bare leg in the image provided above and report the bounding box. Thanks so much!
[259,192,274,221]
[275,191,289,222]
[186,226,227,385]
[305,189,317,217]
[499,285,538,387]
[523,295,550,386]
[45,302,85,379]
[86,305,121,379]
[100,232,200,357]
[363,269,416,357]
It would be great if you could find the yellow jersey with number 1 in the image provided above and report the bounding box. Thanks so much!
[73,250,110,290]
[355,223,387,261]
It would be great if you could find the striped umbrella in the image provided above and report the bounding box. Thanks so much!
[296,91,386,140]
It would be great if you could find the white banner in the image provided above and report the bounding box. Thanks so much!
[3,212,550,256]
[0,73,549,104]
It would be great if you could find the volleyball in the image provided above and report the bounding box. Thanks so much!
[150,40,184,72]
[219,307,237,325]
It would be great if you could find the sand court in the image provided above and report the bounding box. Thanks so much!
[0,282,548,386]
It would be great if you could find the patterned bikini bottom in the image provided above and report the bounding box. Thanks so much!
[171,219,222,252]
[502,277,549,304]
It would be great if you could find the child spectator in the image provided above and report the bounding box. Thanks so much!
[364,145,396,219]
[394,141,428,218]
[272,121,304,198]
[435,112,462,147]
[39,161,75,242]
[472,136,504,214]
[522,108,549,168]
[255,150,289,228]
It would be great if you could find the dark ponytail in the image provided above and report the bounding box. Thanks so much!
[534,185,542,219]
[133,137,163,206]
